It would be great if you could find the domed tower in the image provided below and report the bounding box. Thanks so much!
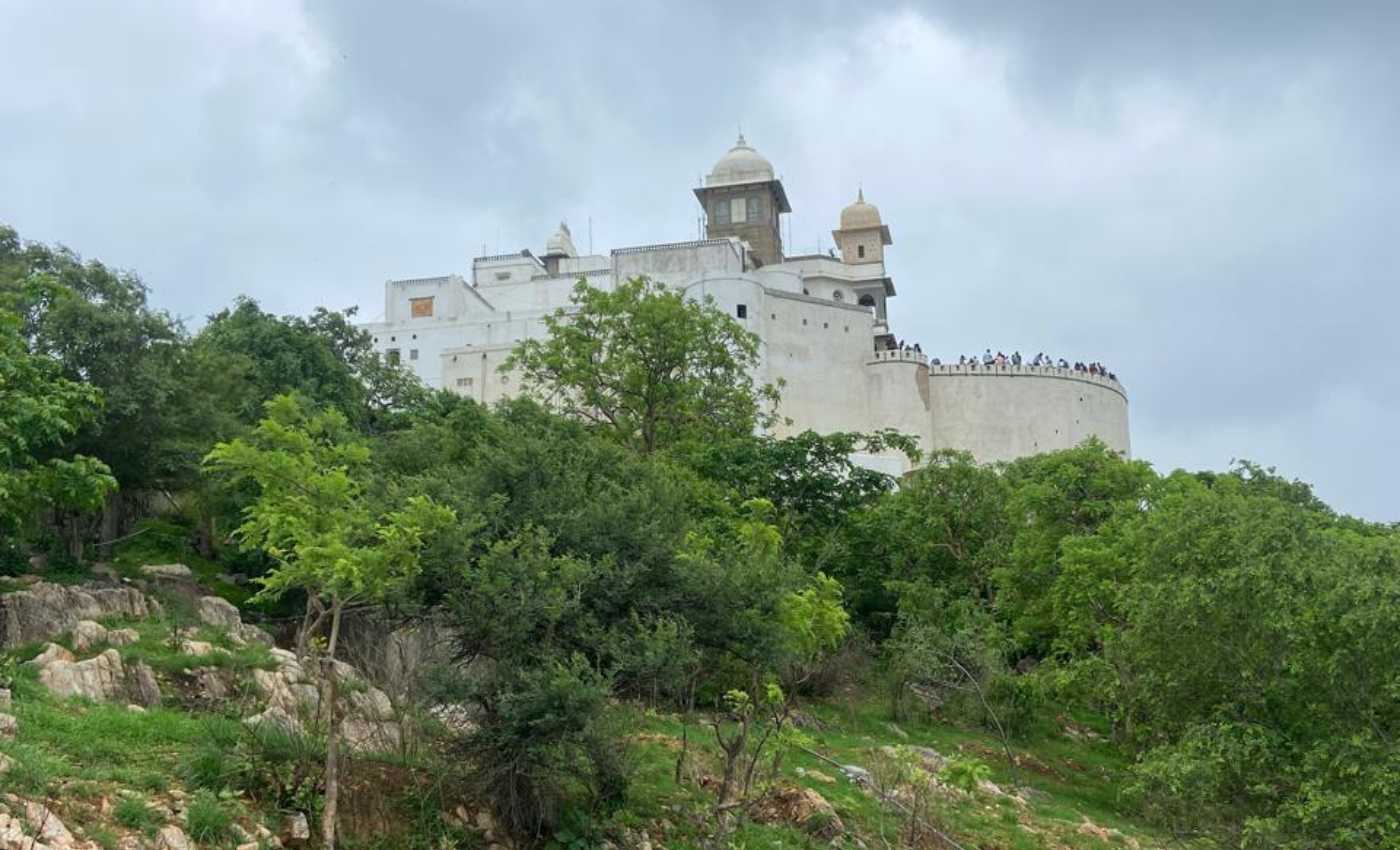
[541,221,577,276]
[693,133,791,267]
[833,189,896,321]
[833,189,892,265]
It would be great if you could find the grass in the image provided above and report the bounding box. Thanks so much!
[113,795,163,834]
[615,691,1192,850]
[186,789,236,844]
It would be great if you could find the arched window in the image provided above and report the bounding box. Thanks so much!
[858,294,876,309]
[832,290,844,302]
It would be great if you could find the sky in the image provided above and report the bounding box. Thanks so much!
[2,1,1396,521]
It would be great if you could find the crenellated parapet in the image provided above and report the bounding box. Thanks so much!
[866,349,929,367]
[927,363,1127,401]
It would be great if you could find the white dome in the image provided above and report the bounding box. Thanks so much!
[544,221,577,258]
[705,133,775,187]
[839,189,882,230]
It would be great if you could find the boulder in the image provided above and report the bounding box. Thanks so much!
[0,688,10,709]
[141,564,192,580]
[129,662,162,707]
[0,754,13,775]
[286,811,310,843]
[179,639,217,657]
[155,824,192,850]
[25,643,74,668]
[107,628,140,647]
[0,581,154,649]
[39,649,127,702]
[71,620,109,652]
[195,596,241,630]
[0,713,16,739]
[3,796,77,849]
[341,716,402,753]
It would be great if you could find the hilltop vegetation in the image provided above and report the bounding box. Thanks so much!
[3,223,1399,850]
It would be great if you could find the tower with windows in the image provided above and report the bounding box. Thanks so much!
[693,133,790,266]
[832,189,896,323]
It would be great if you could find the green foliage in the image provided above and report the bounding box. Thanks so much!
[506,277,780,454]
[836,449,1008,634]
[939,755,993,793]
[1054,466,1400,848]
[185,789,235,844]
[0,308,116,536]
[205,394,453,608]
[451,654,629,840]
[994,439,1155,655]
[114,795,162,834]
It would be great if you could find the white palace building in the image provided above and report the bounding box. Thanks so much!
[365,135,1130,475]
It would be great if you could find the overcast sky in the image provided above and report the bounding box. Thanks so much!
[2,1,1396,521]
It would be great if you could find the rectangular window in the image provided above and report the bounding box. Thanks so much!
[857,244,865,259]
[747,196,760,221]
[409,349,419,361]
[409,296,434,318]
[730,197,747,224]
[455,377,474,387]
[386,349,401,365]
[714,200,730,224]
[736,304,748,319]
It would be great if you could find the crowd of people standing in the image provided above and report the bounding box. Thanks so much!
[948,349,1118,381]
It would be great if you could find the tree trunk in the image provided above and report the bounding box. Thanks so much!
[321,596,345,850]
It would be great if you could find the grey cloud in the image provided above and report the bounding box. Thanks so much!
[0,1,1395,519]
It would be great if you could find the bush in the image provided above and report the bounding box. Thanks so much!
[113,796,161,834]
[185,789,234,845]
[454,655,631,840]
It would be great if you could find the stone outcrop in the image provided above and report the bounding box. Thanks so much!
[0,713,16,739]
[0,795,95,850]
[71,620,139,652]
[28,644,160,706]
[197,596,273,646]
[140,564,192,580]
[246,646,402,753]
[0,581,156,649]
[38,649,127,702]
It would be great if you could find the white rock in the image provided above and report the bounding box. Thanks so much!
[156,824,193,850]
[107,628,140,647]
[0,753,13,774]
[0,713,18,739]
[38,648,127,701]
[25,643,75,667]
[179,639,218,657]
[71,619,109,652]
[141,564,193,580]
[0,688,10,709]
[287,811,310,842]
[0,580,154,649]
[195,596,242,630]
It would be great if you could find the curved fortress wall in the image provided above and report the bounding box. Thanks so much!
[925,365,1130,463]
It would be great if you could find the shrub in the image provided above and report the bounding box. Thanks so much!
[114,796,161,834]
[185,789,233,844]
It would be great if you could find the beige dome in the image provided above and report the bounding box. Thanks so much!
[839,189,882,230]
[705,133,775,187]
[544,221,577,258]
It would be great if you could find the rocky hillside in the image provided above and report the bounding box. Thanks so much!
[0,563,1194,850]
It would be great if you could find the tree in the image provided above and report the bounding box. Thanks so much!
[0,309,117,556]
[204,394,452,850]
[505,277,780,454]
[1,225,188,542]
[995,439,1156,655]
[195,297,426,432]
[1051,468,1400,848]
[836,449,1010,634]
